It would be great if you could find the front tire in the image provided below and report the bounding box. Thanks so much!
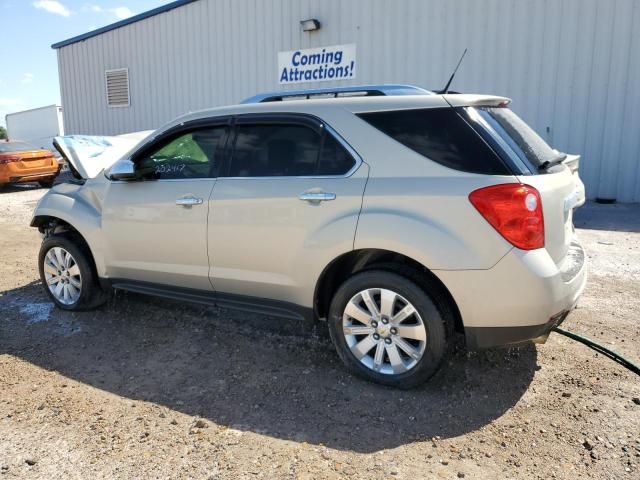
[328,270,449,388]
[38,234,108,310]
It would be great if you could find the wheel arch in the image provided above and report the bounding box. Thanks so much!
[31,215,102,279]
[31,187,106,276]
[32,214,79,234]
[314,248,463,334]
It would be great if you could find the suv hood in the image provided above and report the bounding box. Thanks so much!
[54,131,153,179]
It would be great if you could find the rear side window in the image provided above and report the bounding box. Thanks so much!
[230,124,319,177]
[227,123,356,177]
[357,108,510,175]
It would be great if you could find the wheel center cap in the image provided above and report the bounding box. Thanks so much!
[376,324,391,338]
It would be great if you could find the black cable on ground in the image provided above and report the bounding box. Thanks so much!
[552,326,640,377]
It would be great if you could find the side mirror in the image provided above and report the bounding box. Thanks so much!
[107,159,136,181]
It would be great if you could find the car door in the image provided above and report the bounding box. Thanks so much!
[102,123,228,290]
[208,114,368,311]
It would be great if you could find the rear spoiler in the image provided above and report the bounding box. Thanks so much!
[562,153,580,174]
[562,153,585,210]
[443,94,512,108]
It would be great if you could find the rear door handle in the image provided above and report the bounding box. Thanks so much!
[176,196,203,207]
[298,191,336,202]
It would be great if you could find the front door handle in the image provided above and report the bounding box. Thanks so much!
[299,191,336,202]
[176,196,203,207]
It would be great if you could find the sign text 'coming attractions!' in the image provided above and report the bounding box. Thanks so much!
[278,44,356,85]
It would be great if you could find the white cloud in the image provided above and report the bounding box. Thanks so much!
[32,0,71,17]
[84,4,134,20]
[112,6,133,19]
[22,73,34,84]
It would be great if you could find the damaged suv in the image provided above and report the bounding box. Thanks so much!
[31,85,586,387]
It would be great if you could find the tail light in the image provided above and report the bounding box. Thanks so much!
[0,155,20,165]
[469,183,544,250]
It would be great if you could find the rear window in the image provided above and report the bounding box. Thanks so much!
[357,108,509,175]
[465,107,563,170]
[0,142,36,153]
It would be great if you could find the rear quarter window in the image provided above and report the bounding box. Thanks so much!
[357,108,510,175]
[318,133,356,175]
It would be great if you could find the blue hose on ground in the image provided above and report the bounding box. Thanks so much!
[552,326,640,377]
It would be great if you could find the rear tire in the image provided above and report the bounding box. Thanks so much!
[38,234,108,311]
[328,270,449,388]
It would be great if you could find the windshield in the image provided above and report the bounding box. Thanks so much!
[465,107,563,171]
[0,142,38,153]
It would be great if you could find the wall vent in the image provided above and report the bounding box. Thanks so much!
[105,68,130,107]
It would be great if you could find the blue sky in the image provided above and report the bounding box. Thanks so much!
[0,0,169,127]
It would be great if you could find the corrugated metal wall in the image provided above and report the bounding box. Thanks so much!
[57,0,640,201]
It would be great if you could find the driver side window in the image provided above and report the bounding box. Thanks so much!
[136,126,227,180]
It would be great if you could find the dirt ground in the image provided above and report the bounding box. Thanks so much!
[0,183,638,480]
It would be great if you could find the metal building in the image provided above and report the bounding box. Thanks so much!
[53,0,640,202]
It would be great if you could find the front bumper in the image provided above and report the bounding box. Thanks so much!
[435,238,587,349]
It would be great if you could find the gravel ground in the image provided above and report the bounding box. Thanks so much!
[0,183,638,479]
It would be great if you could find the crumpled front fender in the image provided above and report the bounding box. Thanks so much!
[31,181,107,276]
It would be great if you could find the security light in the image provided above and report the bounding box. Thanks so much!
[300,18,321,32]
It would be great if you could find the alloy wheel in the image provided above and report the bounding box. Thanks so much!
[43,247,82,305]
[342,288,427,375]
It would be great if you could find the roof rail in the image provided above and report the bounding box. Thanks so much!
[241,84,434,104]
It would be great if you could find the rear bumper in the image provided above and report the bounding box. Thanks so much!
[435,237,587,349]
[7,173,58,184]
[0,162,60,184]
[465,309,571,349]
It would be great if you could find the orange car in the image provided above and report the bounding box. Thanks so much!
[0,141,61,188]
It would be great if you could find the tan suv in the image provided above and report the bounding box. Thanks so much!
[31,85,586,387]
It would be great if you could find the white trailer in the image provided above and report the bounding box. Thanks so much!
[5,105,64,151]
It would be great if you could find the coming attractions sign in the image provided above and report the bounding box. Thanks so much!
[278,44,357,84]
